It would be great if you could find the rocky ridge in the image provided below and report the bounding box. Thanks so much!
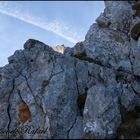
[0,1,140,139]
[52,45,66,54]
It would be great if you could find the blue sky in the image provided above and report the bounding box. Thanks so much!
[0,1,104,67]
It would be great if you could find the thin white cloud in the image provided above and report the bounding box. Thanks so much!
[0,2,80,43]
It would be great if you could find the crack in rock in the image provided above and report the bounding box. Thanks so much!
[7,79,15,139]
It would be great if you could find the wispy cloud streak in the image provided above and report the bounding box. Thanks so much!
[0,2,79,43]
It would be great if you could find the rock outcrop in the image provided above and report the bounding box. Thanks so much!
[0,1,140,139]
[52,45,67,54]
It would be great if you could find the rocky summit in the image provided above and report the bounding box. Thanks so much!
[0,1,140,139]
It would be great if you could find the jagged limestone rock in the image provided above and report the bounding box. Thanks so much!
[96,13,110,28]
[0,39,79,139]
[52,45,67,54]
[83,23,131,72]
[83,84,121,139]
[73,42,85,57]
[0,1,140,139]
[104,1,134,33]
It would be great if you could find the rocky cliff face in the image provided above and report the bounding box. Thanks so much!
[52,45,67,54]
[0,1,140,139]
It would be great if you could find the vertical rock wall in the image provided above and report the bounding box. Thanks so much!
[0,1,140,139]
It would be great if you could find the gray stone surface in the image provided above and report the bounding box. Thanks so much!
[0,1,140,139]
